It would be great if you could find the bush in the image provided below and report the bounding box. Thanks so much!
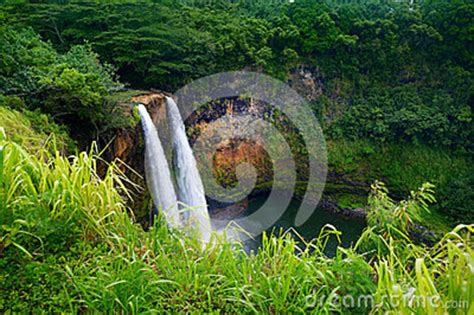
[338,86,473,150]
[0,137,472,313]
[0,105,74,153]
[0,26,56,95]
[437,172,474,223]
[0,26,124,142]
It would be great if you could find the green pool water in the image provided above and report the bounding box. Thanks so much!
[242,194,367,256]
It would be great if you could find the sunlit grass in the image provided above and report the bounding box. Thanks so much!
[0,137,472,313]
[0,106,73,153]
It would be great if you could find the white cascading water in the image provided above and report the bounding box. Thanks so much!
[165,96,212,243]
[137,104,181,229]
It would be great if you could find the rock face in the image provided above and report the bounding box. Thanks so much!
[107,93,263,221]
[209,198,249,220]
[106,91,370,224]
[187,97,307,192]
[203,138,273,188]
[100,92,167,226]
[288,65,323,102]
[107,92,168,172]
[113,128,134,163]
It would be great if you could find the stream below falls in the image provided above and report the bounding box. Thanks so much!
[233,193,367,256]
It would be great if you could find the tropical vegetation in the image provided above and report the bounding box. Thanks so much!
[0,0,472,313]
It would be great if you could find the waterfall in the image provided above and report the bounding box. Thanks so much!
[139,100,248,246]
[137,104,181,229]
[166,96,212,243]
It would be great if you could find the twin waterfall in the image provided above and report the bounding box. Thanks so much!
[138,97,212,243]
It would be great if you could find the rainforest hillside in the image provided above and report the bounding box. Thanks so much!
[1,0,472,222]
[0,1,473,313]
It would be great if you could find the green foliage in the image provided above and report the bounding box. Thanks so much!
[0,105,73,152]
[0,139,472,313]
[0,140,131,248]
[38,66,107,127]
[0,26,56,95]
[2,1,471,151]
[0,137,133,312]
[0,93,24,109]
[333,85,473,149]
[356,183,473,314]
[60,45,120,91]
[437,172,474,223]
[0,1,470,277]
[0,3,471,313]
[0,255,74,313]
[367,181,435,238]
[0,25,124,142]
[328,139,472,226]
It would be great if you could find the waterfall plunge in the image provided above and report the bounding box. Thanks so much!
[166,96,212,243]
[137,104,181,229]
[138,100,212,243]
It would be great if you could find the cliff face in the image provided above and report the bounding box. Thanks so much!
[107,92,275,221]
[107,91,369,224]
[212,139,272,186]
[110,93,166,169]
[107,71,327,192]
[187,97,309,193]
[109,93,283,190]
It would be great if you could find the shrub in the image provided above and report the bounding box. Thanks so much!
[0,26,124,141]
[0,138,472,313]
[0,105,73,153]
[437,172,474,223]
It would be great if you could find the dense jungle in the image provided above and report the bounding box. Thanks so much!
[0,0,472,313]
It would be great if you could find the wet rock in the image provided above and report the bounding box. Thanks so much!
[318,199,367,220]
[318,199,341,213]
[209,198,248,220]
[339,207,367,219]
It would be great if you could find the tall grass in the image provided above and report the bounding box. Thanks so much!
[0,106,73,153]
[370,225,473,314]
[0,136,472,313]
[0,136,134,256]
[356,182,473,314]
